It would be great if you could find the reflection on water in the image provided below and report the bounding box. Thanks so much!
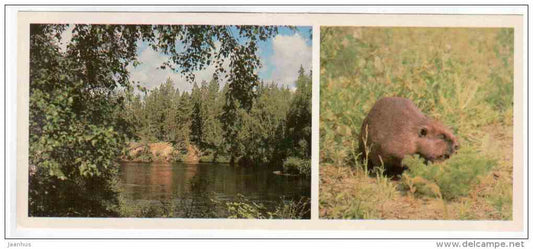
[119,162,311,217]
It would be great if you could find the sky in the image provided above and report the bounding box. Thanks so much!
[257,27,312,89]
[60,26,312,92]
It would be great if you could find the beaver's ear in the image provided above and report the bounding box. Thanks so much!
[418,127,428,137]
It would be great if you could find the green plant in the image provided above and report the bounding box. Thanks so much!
[401,151,496,200]
[486,180,513,220]
[225,194,269,219]
[283,157,311,177]
[223,194,310,219]
[137,145,153,162]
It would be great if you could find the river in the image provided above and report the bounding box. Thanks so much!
[118,161,311,218]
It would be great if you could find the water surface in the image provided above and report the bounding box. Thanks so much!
[119,162,310,218]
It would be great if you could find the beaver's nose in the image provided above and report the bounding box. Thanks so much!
[443,154,450,159]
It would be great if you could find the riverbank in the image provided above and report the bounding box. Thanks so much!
[121,142,311,177]
[121,142,205,164]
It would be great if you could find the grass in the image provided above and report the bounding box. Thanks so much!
[118,194,311,219]
[223,194,310,219]
[320,27,513,220]
[320,164,398,219]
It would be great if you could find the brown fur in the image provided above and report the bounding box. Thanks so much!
[359,97,459,175]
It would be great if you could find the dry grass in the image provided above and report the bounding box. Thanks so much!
[123,142,175,162]
[149,142,174,161]
[123,142,201,163]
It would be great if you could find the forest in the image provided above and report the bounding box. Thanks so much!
[122,71,311,170]
[28,24,311,218]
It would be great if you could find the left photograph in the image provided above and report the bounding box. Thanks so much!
[29,24,312,219]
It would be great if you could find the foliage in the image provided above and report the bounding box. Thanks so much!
[235,82,292,165]
[30,24,312,217]
[283,157,311,177]
[150,25,279,110]
[401,152,496,200]
[123,70,312,168]
[29,24,138,216]
[284,66,313,160]
[28,24,294,217]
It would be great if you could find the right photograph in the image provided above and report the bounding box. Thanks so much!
[319,27,514,220]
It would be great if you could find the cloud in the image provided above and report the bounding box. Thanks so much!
[128,47,194,92]
[58,26,276,93]
[129,32,312,93]
[265,33,312,88]
[128,43,229,93]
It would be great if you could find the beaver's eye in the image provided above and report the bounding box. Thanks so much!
[419,128,428,137]
[438,134,446,140]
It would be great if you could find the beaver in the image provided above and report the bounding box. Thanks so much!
[358,97,459,176]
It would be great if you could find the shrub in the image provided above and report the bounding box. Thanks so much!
[401,150,496,200]
[172,152,186,162]
[137,145,153,162]
[283,157,311,177]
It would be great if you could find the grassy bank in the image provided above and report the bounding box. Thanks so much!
[320,27,513,220]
